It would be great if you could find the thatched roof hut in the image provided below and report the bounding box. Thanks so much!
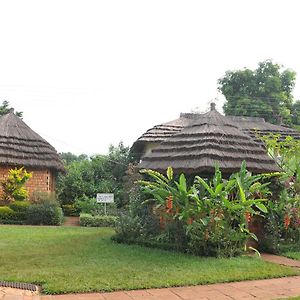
[133,112,300,158]
[139,104,281,174]
[0,110,64,171]
[0,110,64,195]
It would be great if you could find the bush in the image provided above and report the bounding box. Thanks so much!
[62,204,79,216]
[80,213,117,227]
[75,196,97,214]
[9,201,30,222]
[0,206,15,222]
[26,202,64,225]
[1,167,32,204]
[114,211,142,239]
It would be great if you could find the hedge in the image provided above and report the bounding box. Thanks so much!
[0,206,15,223]
[0,201,64,226]
[80,214,117,227]
[26,202,64,225]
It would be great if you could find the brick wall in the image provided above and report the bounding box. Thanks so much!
[0,166,56,197]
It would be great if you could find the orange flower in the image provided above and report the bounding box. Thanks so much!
[187,217,193,225]
[166,195,173,210]
[159,216,165,230]
[284,214,291,230]
[244,211,251,223]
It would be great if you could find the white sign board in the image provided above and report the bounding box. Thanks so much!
[96,193,114,203]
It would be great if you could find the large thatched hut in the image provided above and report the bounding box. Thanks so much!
[132,108,300,160]
[0,110,64,196]
[138,104,281,175]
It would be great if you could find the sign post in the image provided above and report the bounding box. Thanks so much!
[96,193,114,215]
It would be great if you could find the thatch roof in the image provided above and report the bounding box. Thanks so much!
[134,113,300,148]
[139,105,281,174]
[0,110,64,171]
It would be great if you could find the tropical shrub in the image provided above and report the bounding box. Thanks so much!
[1,167,32,204]
[80,214,117,227]
[115,162,275,257]
[260,135,300,253]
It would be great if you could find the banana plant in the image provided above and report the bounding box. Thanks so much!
[139,167,196,220]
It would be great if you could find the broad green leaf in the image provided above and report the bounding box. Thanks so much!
[166,167,173,181]
[255,203,268,213]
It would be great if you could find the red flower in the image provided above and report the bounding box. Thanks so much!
[284,214,291,230]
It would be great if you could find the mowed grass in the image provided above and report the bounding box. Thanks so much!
[0,226,298,294]
[283,252,300,261]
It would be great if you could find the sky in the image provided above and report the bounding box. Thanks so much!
[0,0,300,155]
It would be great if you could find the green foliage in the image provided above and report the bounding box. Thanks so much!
[74,195,97,213]
[56,142,131,207]
[27,192,63,225]
[80,213,117,227]
[9,201,30,221]
[259,134,300,253]
[26,202,64,225]
[1,167,32,204]
[136,162,275,257]
[218,60,298,125]
[0,206,15,222]
[60,152,89,165]
[0,100,23,117]
[61,204,80,216]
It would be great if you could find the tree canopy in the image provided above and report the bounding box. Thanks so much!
[56,142,133,207]
[0,100,23,117]
[218,60,299,125]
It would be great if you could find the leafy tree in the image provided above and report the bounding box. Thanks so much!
[218,60,297,125]
[60,152,89,165]
[56,142,132,207]
[291,101,300,125]
[0,100,23,117]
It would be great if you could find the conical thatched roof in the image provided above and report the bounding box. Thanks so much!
[0,110,64,171]
[139,104,281,174]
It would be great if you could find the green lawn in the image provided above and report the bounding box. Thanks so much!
[0,226,298,294]
[283,252,300,261]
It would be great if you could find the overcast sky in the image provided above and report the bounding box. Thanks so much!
[0,0,299,155]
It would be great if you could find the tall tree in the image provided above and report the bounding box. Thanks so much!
[218,60,297,125]
[0,100,23,117]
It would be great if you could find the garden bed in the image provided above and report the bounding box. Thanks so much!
[0,226,298,294]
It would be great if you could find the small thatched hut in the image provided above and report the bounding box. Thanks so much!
[0,109,64,196]
[138,104,281,175]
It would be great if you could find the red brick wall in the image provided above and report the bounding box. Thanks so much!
[0,166,56,197]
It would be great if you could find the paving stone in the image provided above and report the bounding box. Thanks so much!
[261,253,300,268]
[101,291,132,300]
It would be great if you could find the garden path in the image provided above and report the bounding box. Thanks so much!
[63,217,80,226]
[2,254,300,300]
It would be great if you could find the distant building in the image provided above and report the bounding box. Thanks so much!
[0,109,64,195]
